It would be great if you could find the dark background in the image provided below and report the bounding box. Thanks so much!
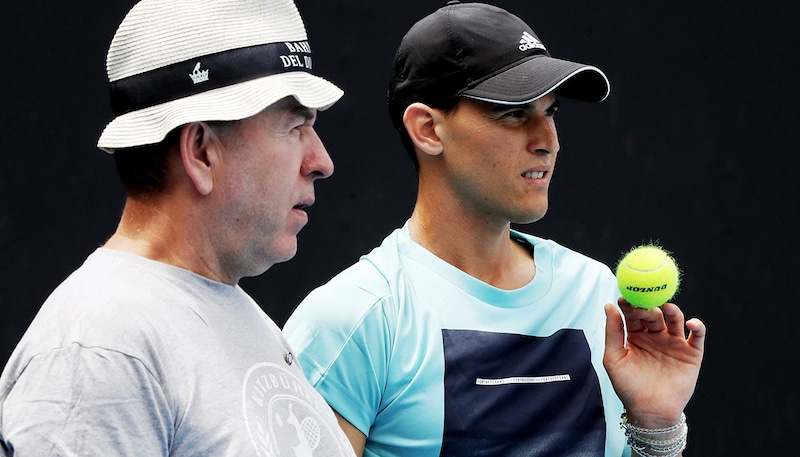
[2,1,798,454]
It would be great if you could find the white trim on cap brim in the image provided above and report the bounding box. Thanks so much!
[97,71,343,153]
[461,55,611,106]
[464,66,610,106]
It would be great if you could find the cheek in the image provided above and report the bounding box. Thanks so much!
[248,162,300,220]
[221,163,276,218]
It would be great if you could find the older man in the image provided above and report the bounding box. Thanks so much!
[0,1,354,455]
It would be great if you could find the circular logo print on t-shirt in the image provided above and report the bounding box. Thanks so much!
[242,362,352,457]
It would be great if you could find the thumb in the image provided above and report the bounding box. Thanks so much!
[604,303,626,366]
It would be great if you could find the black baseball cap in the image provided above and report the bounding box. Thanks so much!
[388,1,610,128]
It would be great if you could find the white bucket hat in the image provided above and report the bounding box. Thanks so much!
[97,0,343,153]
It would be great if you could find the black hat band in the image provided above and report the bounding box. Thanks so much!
[110,41,314,116]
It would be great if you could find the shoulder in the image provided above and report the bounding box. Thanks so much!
[284,230,408,350]
[9,249,227,372]
[291,228,408,320]
[513,231,614,276]
[285,254,396,335]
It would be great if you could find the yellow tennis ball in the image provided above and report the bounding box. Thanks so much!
[615,245,680,309]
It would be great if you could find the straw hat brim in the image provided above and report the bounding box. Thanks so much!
[97,71,343,153]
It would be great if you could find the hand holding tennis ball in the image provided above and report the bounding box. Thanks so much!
[615,245,680,309]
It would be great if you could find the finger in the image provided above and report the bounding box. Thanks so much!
[641,308,668,333]
[604,303,625,360]
[617,298,646,333]
[620,300,667,333]
[686,317,707,352]
[661,303,687,337]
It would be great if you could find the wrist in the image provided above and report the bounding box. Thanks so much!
[621,411,687,457]
[621,409,684,429]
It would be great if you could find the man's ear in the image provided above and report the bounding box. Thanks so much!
[403,102,444,157]
[178,122,221,196]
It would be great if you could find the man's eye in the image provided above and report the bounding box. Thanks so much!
[500,109,527,119]
[291,120,312,133]
[545,101,560,117]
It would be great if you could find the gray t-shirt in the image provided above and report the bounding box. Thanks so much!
[0,249,354,457]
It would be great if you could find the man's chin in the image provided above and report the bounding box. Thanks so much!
[513,208,548,225]
[241,241,299,279]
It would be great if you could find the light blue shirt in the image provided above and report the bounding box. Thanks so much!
[285,223,630,456]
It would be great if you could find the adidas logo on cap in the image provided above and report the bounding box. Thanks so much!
[518,31,545,51]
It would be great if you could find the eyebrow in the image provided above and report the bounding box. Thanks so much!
[272,97,317,121]
[291,105,316,121]
[489,98,560,112]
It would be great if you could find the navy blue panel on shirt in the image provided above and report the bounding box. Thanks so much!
[440,329,606,457]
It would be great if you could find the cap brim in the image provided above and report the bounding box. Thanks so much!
[461,55,610,105]
[97,72,343,153]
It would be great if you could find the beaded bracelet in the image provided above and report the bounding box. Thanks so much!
[620,412,688,457]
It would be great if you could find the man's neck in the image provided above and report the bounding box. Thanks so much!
[408,205,535,290]
[103,197,230,284]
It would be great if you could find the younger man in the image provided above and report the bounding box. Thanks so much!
[285,2,705,456]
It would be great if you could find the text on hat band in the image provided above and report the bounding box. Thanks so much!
[110,41,314,116]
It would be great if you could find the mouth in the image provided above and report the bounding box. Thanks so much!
[522,171,546,179]
[293,197,315,213]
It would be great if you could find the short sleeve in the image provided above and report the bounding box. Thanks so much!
[284,263,396,436]
[1,343,172,456]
